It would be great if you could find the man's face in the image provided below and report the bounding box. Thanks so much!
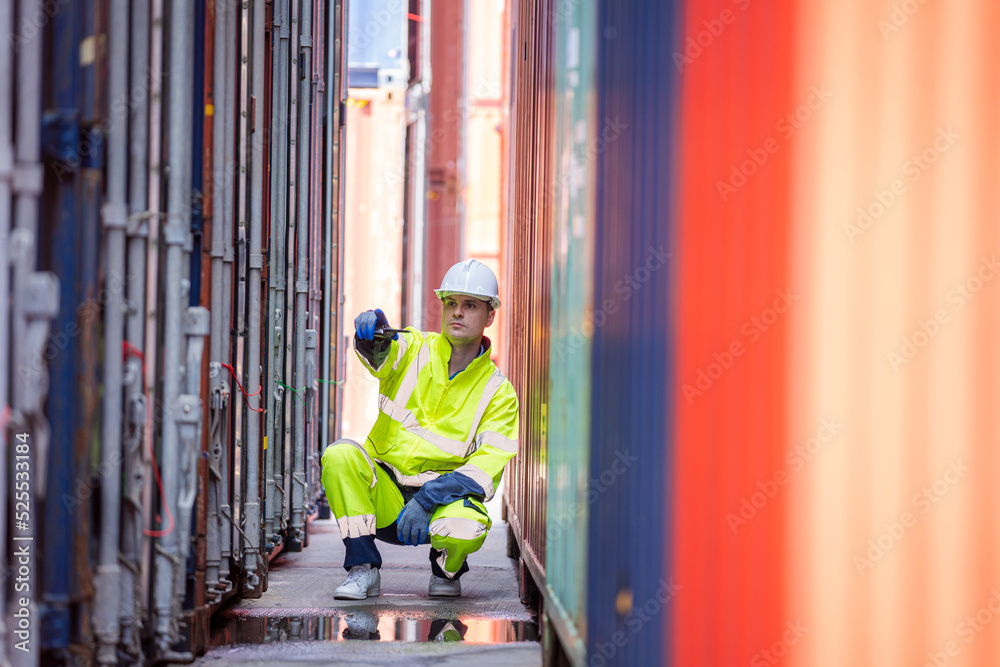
[441,295,495,345]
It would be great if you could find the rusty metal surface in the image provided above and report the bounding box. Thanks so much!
[192,0,220,655]
[504,0,555,596]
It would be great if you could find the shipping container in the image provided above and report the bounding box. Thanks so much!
[0,0,346,661]
[505,1,1000,666]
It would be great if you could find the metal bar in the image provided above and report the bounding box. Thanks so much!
[282,0,301,539]
[218,0,236,589]
[176,308,210,609]
[308,0,323,503]
[320,0,334,460]
[189,0,207,310]
[120,0,150,655]
[74,0,105,649]
[205,0,228,603]
[290,0,313,550]
[36,0,79,652]
[306,0,324,521]
[188,0,210,641]
[337,0,347,438]
[154,0,194,651]
[0,0,12,655]
[271,0,290,541]
[232,0,250,578]
[265,0,289,548]
[204,0,224,599]
[335,0,347,440]
[304,326,316,474]
[264,0,279,548]
[142,0,165,623]
[11,0,52,661]
[95,0,129,661]
[191,0,212,634]
[241,0,266,596]
[11,3,45,405]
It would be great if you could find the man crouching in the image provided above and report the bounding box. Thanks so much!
[321,259,519,599]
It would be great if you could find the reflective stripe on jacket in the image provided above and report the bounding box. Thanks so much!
[354,328,519,503]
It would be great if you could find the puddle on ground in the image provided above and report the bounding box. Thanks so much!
[210,611,539,646]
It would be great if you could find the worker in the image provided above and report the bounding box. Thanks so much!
[321,259,520,599]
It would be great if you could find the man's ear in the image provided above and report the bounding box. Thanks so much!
[487,309,496,327]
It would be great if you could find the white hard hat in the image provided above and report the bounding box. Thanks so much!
[434,259,501,309]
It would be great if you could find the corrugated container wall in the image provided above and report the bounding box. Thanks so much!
[545,0,597,662]
[674,1,1000,665]
[505,0,678,664]
[587,1,677,665]
[673,2,795,663]
[505,1,554,652]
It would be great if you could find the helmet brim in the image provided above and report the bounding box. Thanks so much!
[435,290,501,310]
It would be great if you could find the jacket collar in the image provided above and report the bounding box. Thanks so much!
[435,334,493,373]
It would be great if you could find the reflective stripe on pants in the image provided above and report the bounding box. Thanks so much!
[428,497,492,578]
[321,440,492,575]
[322,440,404,533]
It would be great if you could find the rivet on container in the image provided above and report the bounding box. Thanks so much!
[615,588,633,616]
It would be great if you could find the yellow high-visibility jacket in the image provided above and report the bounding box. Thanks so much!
[354,328,519,509]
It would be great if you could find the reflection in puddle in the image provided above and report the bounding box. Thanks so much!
[210,611,538,646]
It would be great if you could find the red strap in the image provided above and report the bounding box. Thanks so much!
[220,362,265,413]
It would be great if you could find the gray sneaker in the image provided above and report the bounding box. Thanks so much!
[342,610,380,640]
[428,574,461,597]
[334,564,381,600]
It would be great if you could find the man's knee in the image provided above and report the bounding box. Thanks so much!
[322,439,365,468]
[429,514,489,545]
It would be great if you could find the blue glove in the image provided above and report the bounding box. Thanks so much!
[354,308,395,340]
[396,498,432,546]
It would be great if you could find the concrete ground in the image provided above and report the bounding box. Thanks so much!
[192,494,539,666]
